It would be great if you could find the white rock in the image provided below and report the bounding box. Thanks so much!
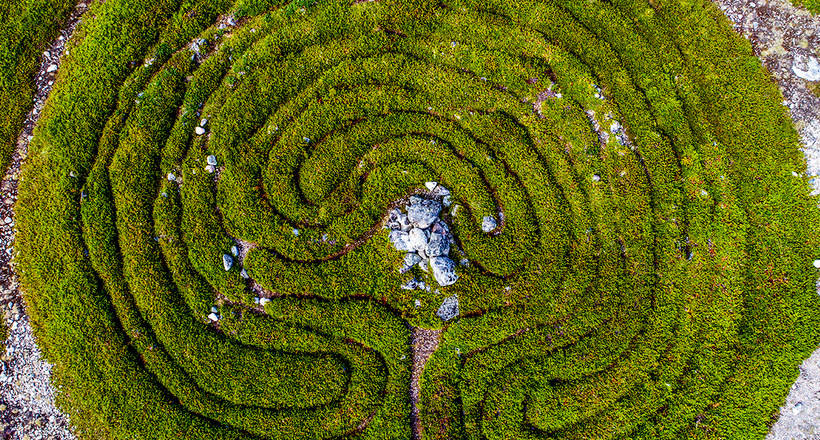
[481,215,497,233]
[207,155,217,166]
[592,174,601,182]
[205,165,215,173]
[46,64,58,73]
[240,268,249,279]
[200,118,208,127]
[407,197,442,229]
[231,245,239,257]
[425,181,438,191]
[386,208,411,231]
[792,55,820,81]
[390,230,412,251]
[414,299,422,307]
[408,227,429,252]
[813,259,820,269]
[401,277,420,290]
[430,256,458,286]
[259,298,271,306]
[436,294,459,321]
[167,172,176,182]
[222,254,233,271]
[210,306,218,313]
[442,195,452,207]
[401,253,423,273]
[426,232,450,257]
[207,313,219,322]
[195,126,206,135]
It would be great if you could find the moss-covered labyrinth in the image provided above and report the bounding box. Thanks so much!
[13,0,820,438]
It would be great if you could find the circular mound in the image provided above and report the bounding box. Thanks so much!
[15,0,820,438]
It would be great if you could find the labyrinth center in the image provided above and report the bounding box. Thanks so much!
[14,0,820,439]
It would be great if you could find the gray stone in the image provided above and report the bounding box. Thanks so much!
[407,198,442,229]
[222,254,233,271]
[407,227,429,252]
[401,277,420,290]
[230,245,239,257]
[386,208,411,231]
[206,155,218,166]
[195,126,206,136]
[436,294,459,321]
[389,230,412,251]
[430,219,449,236]
[430,256,458,286]
[401,253,422,273]
[792,55,820,82]
[481,215,497,233]
[426,232,450,257]
[207,312,219,322]
[240,268,249,279]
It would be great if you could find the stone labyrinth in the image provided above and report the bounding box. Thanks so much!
[14,0,820,438]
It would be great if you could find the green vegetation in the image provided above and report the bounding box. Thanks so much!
[793,0,819,13]
[0,313,7,351]
[0,0,75,174]
[13,0,820,438]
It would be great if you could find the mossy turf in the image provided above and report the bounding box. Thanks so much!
[0,0,75,174]
[13,0,820,438]
[0,313,7,351]
[793,0,819,13]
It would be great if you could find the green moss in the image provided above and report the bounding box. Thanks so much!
[13,0,820,438]
[0,313,7,350]
[0,0,75,174]
[792,0,820,13]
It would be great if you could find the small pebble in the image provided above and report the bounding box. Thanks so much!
[207,155,217,166]
[195,126,206,135]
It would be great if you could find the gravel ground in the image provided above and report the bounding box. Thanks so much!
[0,0,819,439]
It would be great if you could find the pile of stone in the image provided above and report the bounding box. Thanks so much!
[386,183,458,287]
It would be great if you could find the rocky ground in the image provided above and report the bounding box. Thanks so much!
[0,0,819,439]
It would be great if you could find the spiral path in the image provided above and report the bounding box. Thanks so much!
[12,0,820,438]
